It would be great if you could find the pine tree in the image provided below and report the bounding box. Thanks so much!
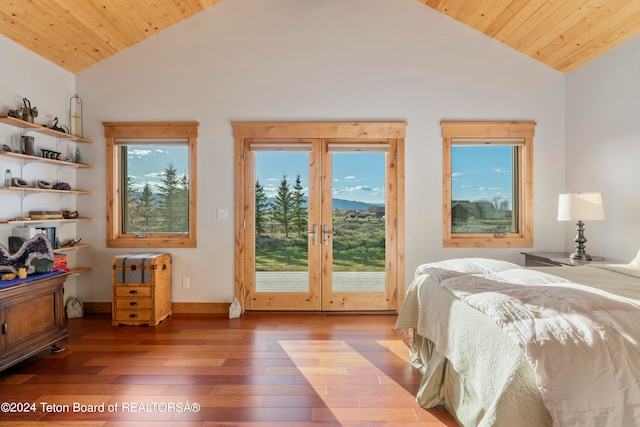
[291,173,307,234]
[271,174,293,238]
[157,162,185,232]
[124,175,139,232]
[136,182,158,231]
[255,179,269,236]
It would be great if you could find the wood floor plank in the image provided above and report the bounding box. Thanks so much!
[0,312,458,425]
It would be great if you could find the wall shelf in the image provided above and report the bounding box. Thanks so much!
[0,217,92,225]
[1,114,93,278]
[0,116,92,143]
[54,243,92,254]
[0,151,92,169]
[1,187,90,195]
[69,267,91,276]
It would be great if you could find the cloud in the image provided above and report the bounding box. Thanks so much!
[128,149,153,158]
[345,185,372,192]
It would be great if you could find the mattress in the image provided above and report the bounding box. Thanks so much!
[395,258,640,427]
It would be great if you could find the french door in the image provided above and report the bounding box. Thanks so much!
[234,123,405,312]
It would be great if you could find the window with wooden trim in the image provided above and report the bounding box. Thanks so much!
[105,122,198,248]
[442,121,535,248]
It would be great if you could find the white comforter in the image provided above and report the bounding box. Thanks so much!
[420,258,640,426]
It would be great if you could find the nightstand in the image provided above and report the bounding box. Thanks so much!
[521,252,620,267]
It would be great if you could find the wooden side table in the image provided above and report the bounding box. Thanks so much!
[521,252,620,267]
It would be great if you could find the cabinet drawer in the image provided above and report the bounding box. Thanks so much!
[115,298,152,310]
[114,286,151,297]
[114,310,153,322]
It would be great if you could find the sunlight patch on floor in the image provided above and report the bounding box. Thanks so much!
[278,340,422,423]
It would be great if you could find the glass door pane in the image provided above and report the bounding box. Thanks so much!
[254,151,311,293]
[321,148,393,311]
[331,152,386,292]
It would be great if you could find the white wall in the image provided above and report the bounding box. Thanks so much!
[566,36,640,262]
[0,35,81,297]
[66,0,565,303]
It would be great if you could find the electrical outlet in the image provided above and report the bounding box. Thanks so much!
[182,277,190,288]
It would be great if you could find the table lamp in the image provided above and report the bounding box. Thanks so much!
[557,192,605,260]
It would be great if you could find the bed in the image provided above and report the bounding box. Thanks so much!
[394,256,640,427]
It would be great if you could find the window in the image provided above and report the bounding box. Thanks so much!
[442,121,535,248]
[105,122,198,248]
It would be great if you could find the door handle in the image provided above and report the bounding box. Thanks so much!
[323,224,334,246]
[307,224,317,245]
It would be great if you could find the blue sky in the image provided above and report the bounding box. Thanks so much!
[451,145,513,207]
[126,145,189,191]
[124,145,512,208]
[255,151,385,204]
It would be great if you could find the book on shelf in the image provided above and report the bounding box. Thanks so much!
[29,210,63,220]
[53,254,69,272]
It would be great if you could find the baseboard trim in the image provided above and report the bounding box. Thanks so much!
[83,302,112,314]
[172,302,230,314]
[83,302,230,315]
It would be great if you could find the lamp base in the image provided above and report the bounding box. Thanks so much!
[570,220,593,261]
[569,252,592,261]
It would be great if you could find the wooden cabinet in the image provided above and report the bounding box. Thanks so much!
[0,116,92,275]
[0,272,69,371]
[112,253,172,326]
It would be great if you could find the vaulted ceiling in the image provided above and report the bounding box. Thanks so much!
[1,0,639,74]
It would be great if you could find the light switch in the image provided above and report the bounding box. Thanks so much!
[216,208,228,220]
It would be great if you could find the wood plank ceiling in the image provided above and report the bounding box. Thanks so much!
[0,0,639,74]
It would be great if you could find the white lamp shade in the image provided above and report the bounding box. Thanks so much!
[557,192,605,221]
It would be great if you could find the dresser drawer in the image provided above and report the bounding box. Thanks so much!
[114,310,153,322]
[114,286,151,297]
[115,297,152,310]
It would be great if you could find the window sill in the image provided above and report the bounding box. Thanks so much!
[107,237,196,249]
[444,237,533,248]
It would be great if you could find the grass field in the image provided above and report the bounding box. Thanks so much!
[256,214,385,272]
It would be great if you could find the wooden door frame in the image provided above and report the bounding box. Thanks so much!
[233,122,406,314]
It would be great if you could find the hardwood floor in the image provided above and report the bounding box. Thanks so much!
[0,312,459,426]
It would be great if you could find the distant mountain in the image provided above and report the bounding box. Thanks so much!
[266,197,382,211]
[331,198,382,211]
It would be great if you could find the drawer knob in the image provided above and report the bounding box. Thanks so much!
[129,290,138,295]
[129,314,138,319]
[129,301,138,307]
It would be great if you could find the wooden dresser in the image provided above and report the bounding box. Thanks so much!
[112,253,172,326]
[0,272,69,371]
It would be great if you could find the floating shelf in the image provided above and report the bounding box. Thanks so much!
[69,267,91,276]
[1,217,92,225]
[54,243,92,254]
[0,116,92,143]
[0,151,92,168]
[1,186,90,195]
[1,116,93,280]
